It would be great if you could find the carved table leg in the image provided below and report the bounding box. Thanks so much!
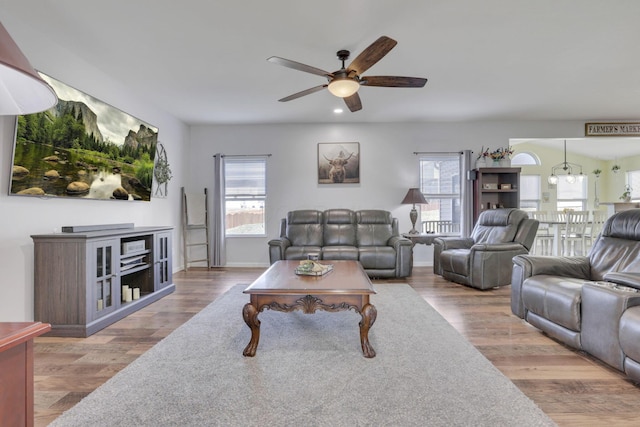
[242,303,260,357]
[359,303,377,358]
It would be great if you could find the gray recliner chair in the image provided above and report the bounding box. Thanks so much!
[433,208,538,290]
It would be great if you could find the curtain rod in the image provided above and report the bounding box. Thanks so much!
[413,151,463,155]
[214,154,272,158]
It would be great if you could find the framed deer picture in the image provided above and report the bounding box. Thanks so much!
[317,142,360,184]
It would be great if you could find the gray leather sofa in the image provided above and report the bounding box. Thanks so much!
[268,209,413,278]
[512,209,640,382]
[433,208,538,290]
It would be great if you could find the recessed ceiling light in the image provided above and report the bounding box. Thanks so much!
[333,108,344,114]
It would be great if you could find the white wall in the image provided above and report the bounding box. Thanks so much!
[0,24,189,321]
[189,120,588,268]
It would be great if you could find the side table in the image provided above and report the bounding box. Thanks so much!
[402,233,447,247]
[0,322,51,427]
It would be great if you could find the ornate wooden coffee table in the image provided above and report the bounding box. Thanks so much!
[242,260,377,358]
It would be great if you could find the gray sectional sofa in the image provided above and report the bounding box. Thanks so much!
[511,209,640,383]
[268,209,413,278]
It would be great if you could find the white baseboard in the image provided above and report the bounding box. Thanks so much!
[413,261,433,267]
[219,262,271,268]
[178,262,433,270]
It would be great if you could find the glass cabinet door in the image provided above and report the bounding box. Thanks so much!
[154,231,172,290]
[92,239,119,319]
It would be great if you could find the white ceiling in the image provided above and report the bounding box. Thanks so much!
[3,0,640,135]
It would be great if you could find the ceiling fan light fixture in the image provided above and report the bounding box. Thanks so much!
[327,78,359,98]
[269,36,426,110]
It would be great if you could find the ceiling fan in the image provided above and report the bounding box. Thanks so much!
[268,36,427,112]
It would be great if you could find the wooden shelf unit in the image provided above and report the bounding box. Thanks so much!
[32,226,174,337]
[473,167,521,224]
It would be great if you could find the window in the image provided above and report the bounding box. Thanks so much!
[627,170,640,200]
[520,175,541,210]
[419,154,461,234]
[224,157,266,236]
[556,177,587,211]
[511,152,540,166]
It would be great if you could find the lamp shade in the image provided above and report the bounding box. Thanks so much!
[0,21,57,115]
[401,188,427,205]
[327,78,360,98]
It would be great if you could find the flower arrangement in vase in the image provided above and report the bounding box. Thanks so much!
[489,146,514,167]
[475,146,490,168]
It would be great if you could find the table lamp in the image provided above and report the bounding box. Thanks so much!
[401,188,427,234]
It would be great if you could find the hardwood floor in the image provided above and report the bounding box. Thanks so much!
[34,267,640,426]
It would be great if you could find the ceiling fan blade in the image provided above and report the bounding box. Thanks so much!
[267,56,331,78]
[278,84,327,102]
[343,92,362,112]
[347,36,397,76]
[360,76,428,88]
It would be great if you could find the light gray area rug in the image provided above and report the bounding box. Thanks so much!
[50,284,555,426]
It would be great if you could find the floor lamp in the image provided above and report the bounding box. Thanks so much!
[0,21,57,114]
[401,188,427,234]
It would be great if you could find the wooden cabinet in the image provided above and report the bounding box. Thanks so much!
[0,322,50,427]
[32,225,174,337]
[473,167,521,224]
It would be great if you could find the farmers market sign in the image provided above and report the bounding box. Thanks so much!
[585,122,640,136]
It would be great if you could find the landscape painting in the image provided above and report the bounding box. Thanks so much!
[10,72,158,201]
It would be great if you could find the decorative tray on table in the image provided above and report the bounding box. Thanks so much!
[295,260,334,276]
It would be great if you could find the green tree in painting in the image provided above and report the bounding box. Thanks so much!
[16,115,26,143]
[135,152,154,189]
[36,112,51,145]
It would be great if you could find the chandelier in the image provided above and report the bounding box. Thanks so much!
[548,140,584,184]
